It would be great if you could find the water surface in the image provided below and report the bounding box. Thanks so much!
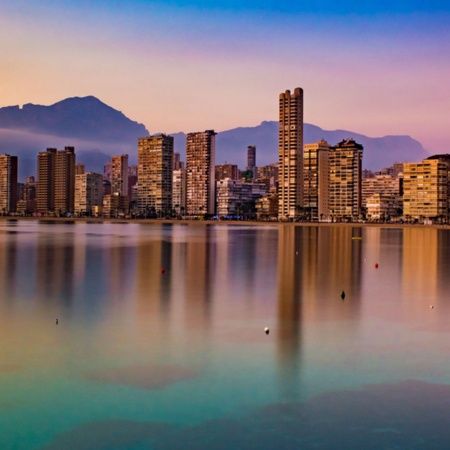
[1,221,450,449]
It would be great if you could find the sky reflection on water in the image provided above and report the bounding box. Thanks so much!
[1,221,450,449]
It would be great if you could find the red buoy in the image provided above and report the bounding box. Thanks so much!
[160,268,165,274]
[375,263,379,269]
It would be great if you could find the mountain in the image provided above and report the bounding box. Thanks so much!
[172,121,429,171]
[0,96,429,179]
[0,96,148,178]
[0,96,148,142]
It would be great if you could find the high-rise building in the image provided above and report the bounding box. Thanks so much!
[246,145,256,178]
[186,130,216,216]
[137,135,173,215]
[37,147,75,214]
[37,148,56,213]
[278,88,304,220]
[215,163,239,181]
[403,155,450,220]
[304,139,331,221]
[173,152,184,170]
[0,154,18,213]
[103,162,112,182]
[74,172,104,216]
[17,176,37,214]
[128,165,138,177]
[329,139,363,220]
[111,154,129,197]
[172,169,186,216]
[75,163,85,175]
[55,146,76,214]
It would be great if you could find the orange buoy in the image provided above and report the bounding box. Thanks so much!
[375,263,379,269]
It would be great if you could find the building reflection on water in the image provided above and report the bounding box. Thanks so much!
[183,226,216,334]
[276,225,364,397]
[36,231,76,305]
[276,226,302,398]
[402,228,438,311]
[0,231,19,305]
[5,222,450,379]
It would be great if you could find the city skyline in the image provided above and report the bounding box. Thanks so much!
[0,1,449,153]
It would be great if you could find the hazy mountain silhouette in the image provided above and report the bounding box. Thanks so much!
[0,96,428,179]
[0,96,148,178]
[172,121,428,171]
[0,96,148,141]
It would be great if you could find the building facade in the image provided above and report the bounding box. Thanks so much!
[54,146,76,214]
[74,172,104,216]
[403,156,450,220]
[215,163,239,181]
[17,176,36,214]
[137,135,173,216]
[111,154,129,198]
[186,130,216,216]
[329,139,363,220]
[37,148,56,213]
[37,146,76,214]
[362,174,402,219]
[303,139,331,221]
[0,154,18,213]
[365,193,401,221]
[172,169,186,216]
[173,152,184,170]
[216,178,267,217]
[246,145,256,178]
[75,163,85,175]
[255,189,278,220]
[278,88,304,220]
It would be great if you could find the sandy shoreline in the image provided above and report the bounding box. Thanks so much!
[0,215,448,229]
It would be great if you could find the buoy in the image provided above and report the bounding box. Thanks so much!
[341,291,345,300]
[160,268,165,274]
[375,263,379,269]
[430,305,434,309]
[56,318,59,325]
[264,327,270,335]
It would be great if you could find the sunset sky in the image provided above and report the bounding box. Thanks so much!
[1,0,449,152]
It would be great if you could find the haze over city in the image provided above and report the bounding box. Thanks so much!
[1,0,449,152]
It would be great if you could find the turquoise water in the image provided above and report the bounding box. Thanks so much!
[1,221,450,449]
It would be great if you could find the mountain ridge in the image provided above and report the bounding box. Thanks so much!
[171,120,428,170]
[0,96,429,179]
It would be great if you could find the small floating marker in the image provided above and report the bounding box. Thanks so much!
[160,268,165,275]
[296,251,298,255]
[430,305,434,309]
[56,318,59,325]
[375,263,379,269]
[264,327,270,335]
[341,291,346,300]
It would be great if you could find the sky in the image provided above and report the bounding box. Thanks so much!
[1,0,450,152]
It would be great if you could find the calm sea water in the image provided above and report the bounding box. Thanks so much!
[1,220,450,449]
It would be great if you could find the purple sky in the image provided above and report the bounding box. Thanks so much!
[1,1,449,152]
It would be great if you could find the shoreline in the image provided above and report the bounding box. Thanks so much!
[1,215,449,229]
